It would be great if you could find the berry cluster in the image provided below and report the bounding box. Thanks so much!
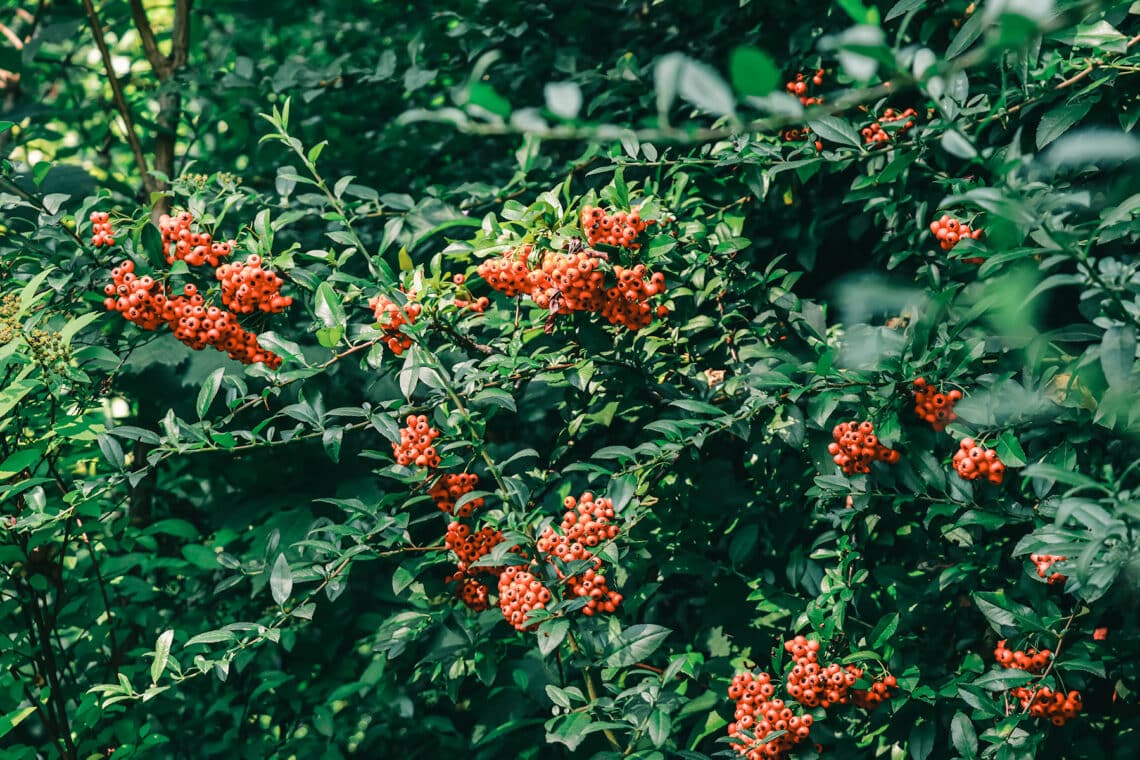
[1029,553,1068,585]
[0,294,20,344]
[850,678,897,710]
[433,481,625,631]
[727,671,813,759]
[104,260,282,367]
[829,420,900,475]
[930,215,984,263]
[392,414,441,469]
[1010,686,1083,726]
[995,640,1052,673]
[729,674,811,756]
[726,637,897,758]
[861,107,918,145]
[216,255,293,314]
[454,577,491,612]
[369,294,422,356]
[478,245,535,297]
[601,265,669,331]
[785,69,824,106]
[430,473,483,517]
[912,377,962,432]
[445,522,505,574]
[159,211,235,267]
[104,210,290,367]
[579,206,653,250]
[538,493,624,616]
[443,520,518,613]
[104,261,175,331]
[25,328,71,374]
[952,437,1004,484]
[477,245,667,332]
[90,211,115,247]
[780,127,823,152]
[994,640,1081,725]
[168,284,283,367]
[452,275,490,313]
[498,566,552,631]
[784,635,896,710]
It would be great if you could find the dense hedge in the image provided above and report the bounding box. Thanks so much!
[2,1,1140,758]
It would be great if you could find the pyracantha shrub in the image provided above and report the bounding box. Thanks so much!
[392,414,441,468]
[953,437,1006,484]
[912,377,962,432]
[829,420,900,475]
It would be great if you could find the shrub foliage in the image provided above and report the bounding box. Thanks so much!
[2,1,1140,758]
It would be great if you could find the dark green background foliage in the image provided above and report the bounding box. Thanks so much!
[2,0,1140,757]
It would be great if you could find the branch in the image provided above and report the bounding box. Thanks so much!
[172,0,191,70]
[79,0,157,195]
[566,631,622,751]
[998,34,1140,120]
[127,0,168,76]
[430,315,494,355]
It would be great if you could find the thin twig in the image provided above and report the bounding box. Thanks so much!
[566,631,622,751]
[79,0,156,195]
[127,0,168,76]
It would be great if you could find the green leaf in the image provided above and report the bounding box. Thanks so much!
[0,373,39,420]
[973,591,1041,632]
[1042,130,1140,170]
[995,432,1027,467]
[1022,464,1109,493]
[314,281,347,331]
[971,668,1036,690]
[941,130,977,159]
[886,0,926,22]
[151,629,174,684]
[183,629,237,648]
[317,327,344,348]
[96,434,124,471]
[646,709,671,747]
[606,624,671,666]
[270,553,293,606]
[729,524,758,565]
[607,474,636,511]
[869,613,900,648]
[729,46,779,97]
[0,446,44,479]
[468,81,511,118]
[1100,325,1135,388]
[322,427,343,463]
[808,116,862,148]
[59,311,102,344]
[946,12,985,58]
[951,712,978,759]
[1050,20,1128,53]
[0,706,37,741]
[471,387,516,412]
[258,332,307,366]
[545,712,592,752]
[836,0,879,24]
[18,268,53,312]
[537,618,569,656]
[908,720,935,760]
[196,368,225,419]
[677,57,737,118]
[545,684,573,708]
[654,53,684,120]
[544,82,582,120]
[1036,101,1094,150]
